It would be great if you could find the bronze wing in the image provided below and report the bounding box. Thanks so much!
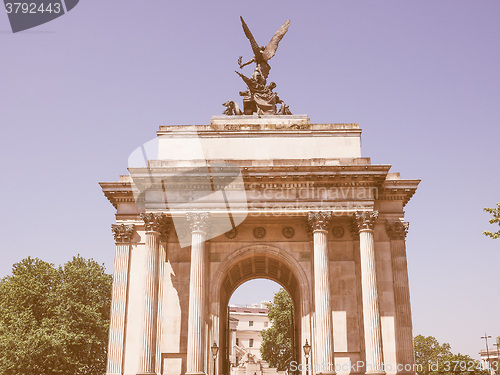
[240,16,264,63]
[262,19,291,61]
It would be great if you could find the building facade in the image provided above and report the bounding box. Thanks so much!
[101,115,420,375]
[229,305,270,364]
[479,348,500,375]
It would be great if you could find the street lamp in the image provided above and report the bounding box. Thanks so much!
[303,340,311,375]
[482,333,492,373]
[211,341,219,375]
[494,344,499,375]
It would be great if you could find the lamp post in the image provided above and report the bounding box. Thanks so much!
[494,344,499,375]
[211,341,219,375]
[482,333,492,373]
[303,340,311,375]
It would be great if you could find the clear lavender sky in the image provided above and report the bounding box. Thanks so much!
[1,0,498,359]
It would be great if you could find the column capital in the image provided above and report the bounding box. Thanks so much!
[348,221,360,240]
[111,224,134,243]
[354,211,379,232]
[386,221,409,240]
[186,212,211,234]
[140,213,170,239]
[307,211,333,232]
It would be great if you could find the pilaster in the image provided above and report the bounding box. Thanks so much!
[386,221,415,374]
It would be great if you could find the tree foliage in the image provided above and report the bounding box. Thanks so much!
[0,256,112,375]
[414,335,489,375]
[483,203,500,239]
[260,288,293,371]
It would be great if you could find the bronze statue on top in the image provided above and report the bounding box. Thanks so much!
[223,17,292,116]
[238,16,290,86]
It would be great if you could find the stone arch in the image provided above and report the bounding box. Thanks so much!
[209,244,312,375]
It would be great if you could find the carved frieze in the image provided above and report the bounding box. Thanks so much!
[225,228,238,239]
[222,123,310,131]
[332,226,345,239]
[253,227,266,239]
[282,226,295,239]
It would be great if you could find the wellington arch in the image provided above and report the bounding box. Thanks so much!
[100,114,420,375]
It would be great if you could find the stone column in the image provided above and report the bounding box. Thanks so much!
[138,213,168,375]
[106,224,134,375]
[308,211,335,375]
[386,221,415,374]
[354,211,385,375]
[186,212,211,375]
[229,329,236,365]
[156,227,171,373]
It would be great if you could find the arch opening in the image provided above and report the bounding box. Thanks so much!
[217,252,304,375]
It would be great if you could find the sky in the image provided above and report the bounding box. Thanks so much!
[1,0,499,359]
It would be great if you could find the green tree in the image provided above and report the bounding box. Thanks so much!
[0,256,112,375]
[414,335,489,375]
[484,203,500,239]
[414,335,451,375]
[260,288,293,371]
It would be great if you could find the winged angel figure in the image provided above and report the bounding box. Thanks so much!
[238,17,291,86]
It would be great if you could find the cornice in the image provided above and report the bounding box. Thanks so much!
[100,166,419,209]
[379,179,420,206]
[157,123,362,138]
[99,181,135,209]
[128,163,392,188]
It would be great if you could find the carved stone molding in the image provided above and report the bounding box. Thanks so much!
[225,228,238,239]
[140,213,170,241]
[386,221,409,240]
[282,226,295,239]
[186,212,211,233]
[307,211,333,232]
[353,211,379,232]
[253,227,266,239]
[159,221,171,242]
[111,224,134,243]
[348,221,359,240]
[332,226,345,239]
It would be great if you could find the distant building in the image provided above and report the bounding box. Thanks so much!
[479,348,499,375]
[228,304,270,365]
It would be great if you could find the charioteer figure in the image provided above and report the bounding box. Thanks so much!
[223,17,292,116]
